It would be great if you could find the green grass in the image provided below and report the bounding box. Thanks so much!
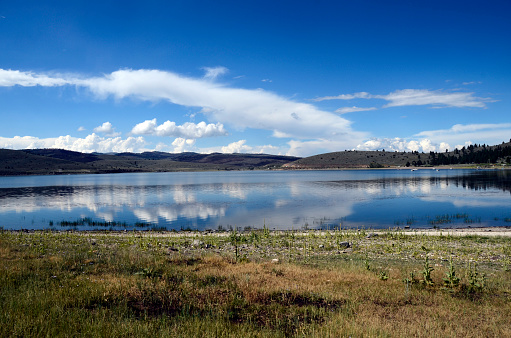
[1,229,511,337]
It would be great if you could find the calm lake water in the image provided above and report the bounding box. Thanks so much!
[0,169,510,231]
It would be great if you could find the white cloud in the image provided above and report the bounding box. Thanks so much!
[77,126,86,131]
[202,66,228,80]
[221,140,252,153]
[0,69,71,87]
[219,140,282,154]
[0,68,366,156]
[356,123,511,153]
[171,137,196,153]
[314,89,492,108]
[1,68,499,157]
[414,123,511,148]
[93,121,120,136]
[131,118,228,138]
[313,92,371,102]
[356,138,436,152]
[416,123,511,137]
[377,89,491,108]
[0,133,146,153]
[335,106,377,114]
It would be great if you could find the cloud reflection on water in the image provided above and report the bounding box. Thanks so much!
[0,170,510,230]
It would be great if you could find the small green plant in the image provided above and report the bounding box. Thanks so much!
[229,228,239,263]
[378,270,389,281]
[364,253,370,271]
[443,257,460,288]
[466,261,486,293]
[402,271,418,285]
[422,256,434,285]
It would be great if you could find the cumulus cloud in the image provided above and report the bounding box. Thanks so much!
[93,121,120,136]
[313,89,492,108]
[171,137,196,153]
[131,119,228,138]
[0,134,146,153]
[335,106,377,114]
[77,126,86,132]
[356,123,511,153]
[221,140,252,153]
[356,138,436,152]
[0,68,367,156]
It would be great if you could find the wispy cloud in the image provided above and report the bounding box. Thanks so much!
[312,92,370,102]
[313,89,493,109]
[335,106,377,114]
[0,68,366,156]
[414,123,511,148]
[202,66,228,80]
[131,119,228,138]
[378,89,491,108]
[0,69,71,87]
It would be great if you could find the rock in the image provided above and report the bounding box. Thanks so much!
[366,233,378,238]
[192,239,204,247]
[271,258,279,263]
[338,241,350,248]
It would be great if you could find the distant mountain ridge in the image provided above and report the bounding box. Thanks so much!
[2,140,510,176]
[0,149,300,176]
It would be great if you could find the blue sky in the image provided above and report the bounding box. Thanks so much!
[0,0,510,157]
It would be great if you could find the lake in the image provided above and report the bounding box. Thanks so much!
[0,169,510,231]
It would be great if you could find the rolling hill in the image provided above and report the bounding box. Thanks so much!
[283,141,511,169]
[0,149,300,176]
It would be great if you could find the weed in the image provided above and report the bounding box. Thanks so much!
[466,261,486,293]
[378,270,389,281]
[442,257,460,289]
[421,256,434,285]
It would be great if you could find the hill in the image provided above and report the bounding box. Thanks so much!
[0,149,300,176]
[284,141,511,169]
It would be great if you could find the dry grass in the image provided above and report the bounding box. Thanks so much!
[1,230,511,337]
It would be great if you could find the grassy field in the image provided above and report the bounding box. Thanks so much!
[1,228,511,337]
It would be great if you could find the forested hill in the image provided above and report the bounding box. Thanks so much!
[0,149,300,176]
[283,140,511,169]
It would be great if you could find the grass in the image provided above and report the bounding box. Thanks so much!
[1,229,511,337]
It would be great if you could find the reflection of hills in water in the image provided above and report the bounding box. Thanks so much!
[0,170,510,230]
[322,170,511,194]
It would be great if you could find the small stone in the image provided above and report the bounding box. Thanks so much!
[192,239,204,247]
[271,258,279,263]
[338,241,350,248]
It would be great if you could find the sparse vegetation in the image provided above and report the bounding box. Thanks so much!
[1,228,511,337]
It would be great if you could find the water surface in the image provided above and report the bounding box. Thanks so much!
[0,169,510,230]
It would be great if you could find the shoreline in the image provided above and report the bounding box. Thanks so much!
[6,226,511,237]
